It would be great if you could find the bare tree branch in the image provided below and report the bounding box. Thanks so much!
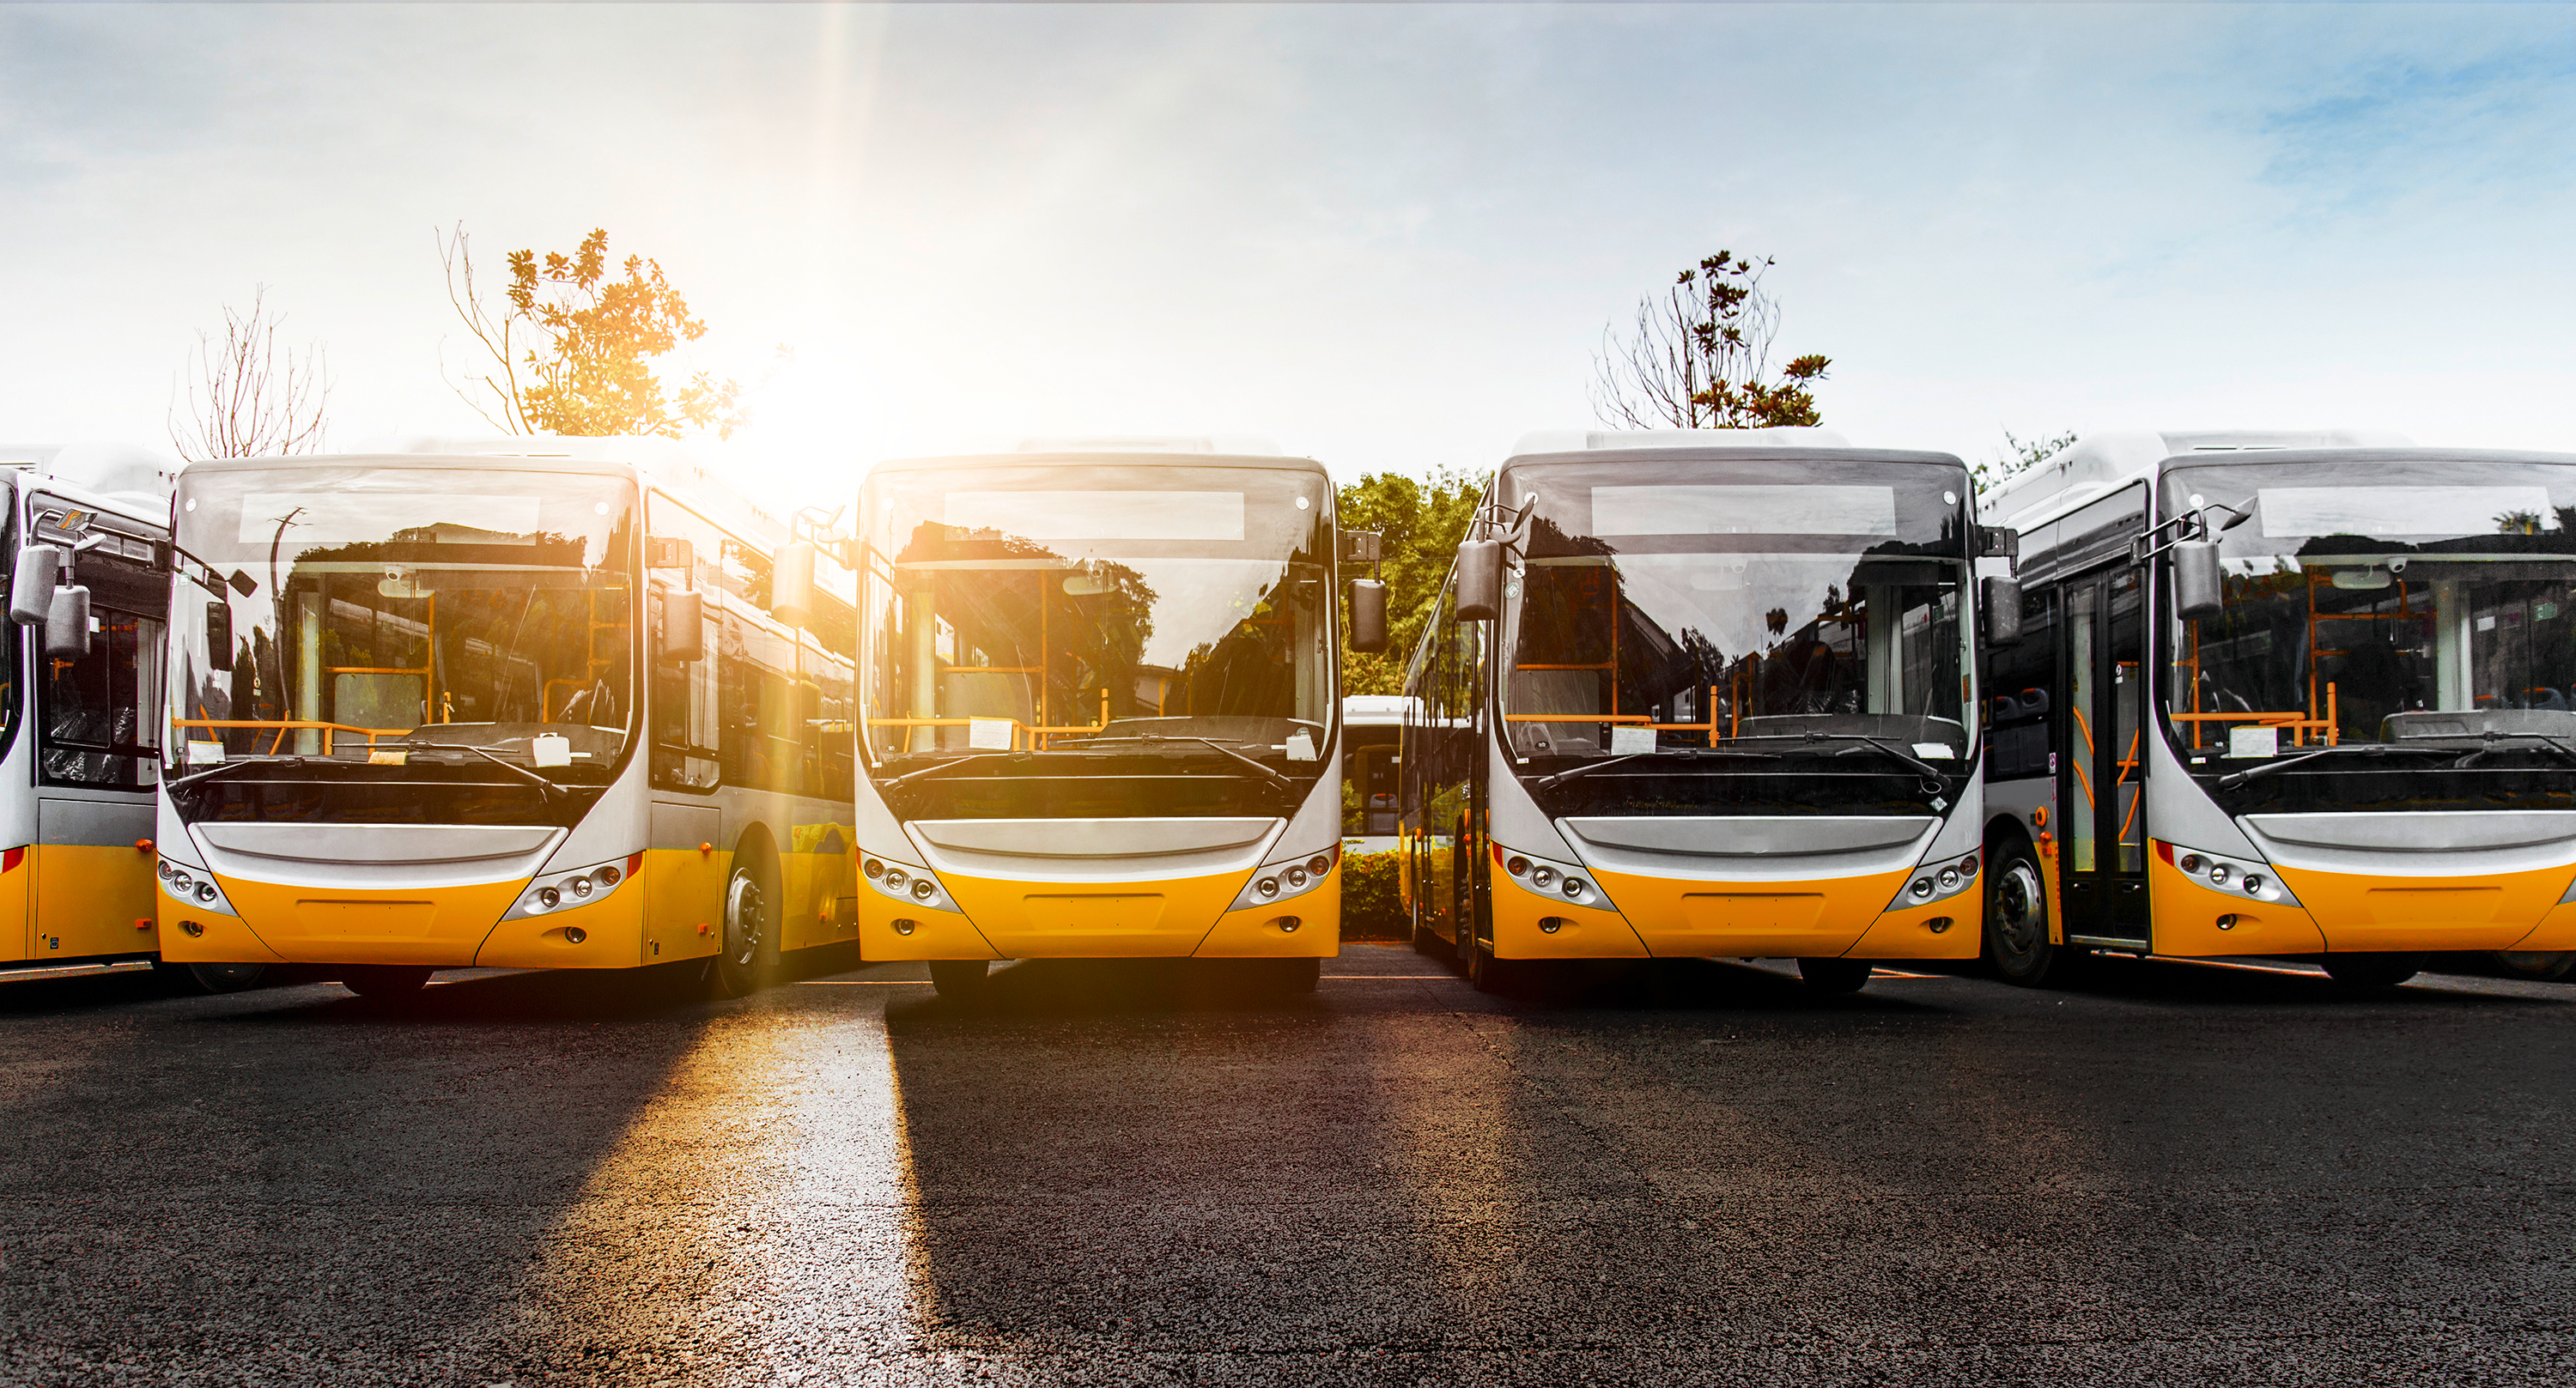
[438,221,530,433]
[1589,252,1827,431]
[167,287,331,461]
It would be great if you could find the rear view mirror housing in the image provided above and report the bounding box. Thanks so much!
[9,544,62,626]
[2172,539,2225,621]
[659,589,705,663]
[1981,576,2022,646]
[45,585,91,659]
[772,541,817,629]
[1347,579,1388,653]
[1455,540,1502,621]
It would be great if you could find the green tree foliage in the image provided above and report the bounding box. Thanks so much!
[1592,251,1831,431]
[1335,468,1486,694]
[441,223,749,439]
[1973,427,2079,495]
[1338,851,1407,938]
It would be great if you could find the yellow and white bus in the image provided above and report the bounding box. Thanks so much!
[852,440,1374,997]
[0,445,179,986]
[153,438,860,998]
[1979,431,2576,987]
[1400,430,2009,992]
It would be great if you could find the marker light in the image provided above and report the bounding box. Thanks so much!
[1228,845,1341,912]
[1530,865,1557,888]
[1506,856,1530,876]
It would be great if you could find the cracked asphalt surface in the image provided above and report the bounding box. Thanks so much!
[3,944,2573,1386]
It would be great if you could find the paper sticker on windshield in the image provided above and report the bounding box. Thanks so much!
[185,740,225,766]
[1911,742,1955,760]
[532,734,573,767]
[1609,725,1656,755]
[2256,486,2554,539]
[968,718,1015,750]
[1285,730,1318,761]
[2229,726,2279,759]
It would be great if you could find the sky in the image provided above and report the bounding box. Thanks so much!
[3,2,2573,511]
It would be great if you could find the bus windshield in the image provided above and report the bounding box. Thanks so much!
[165,465,637,800]
[2164,456,2576,761]
[1499,457,1972,775]
[860,462,1334,775]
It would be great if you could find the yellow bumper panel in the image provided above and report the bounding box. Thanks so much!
[208,873,532,968]
[1844,885,1982,960]
[2269,859,2564,954]
[155,903,287,965]
[1490,878,1648,960]
[1194,865,1338,958]
[939,864,1248,959]
[1589,864,1912,959]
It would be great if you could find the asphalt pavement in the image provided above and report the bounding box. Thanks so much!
[3,945,2573,1386]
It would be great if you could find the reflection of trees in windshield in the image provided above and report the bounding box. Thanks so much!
[174,524,633,764]
[867,522,1327,757]
[1507,543,1964,757]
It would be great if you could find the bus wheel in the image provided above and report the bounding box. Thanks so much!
[1984,846,2064,986]
[1466,938,1517,994]
[714,867,776,997]
[2322,953,2425,990]
[929,960,989,1000]
[1797,958,1872,993]
[2494,950,2576,981]
[185,962,268,994]
[1412,916,1451,960]
[343,966,432,998]
[1273,957,1321,994]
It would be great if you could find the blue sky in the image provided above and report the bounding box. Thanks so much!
[3,3,2571,506]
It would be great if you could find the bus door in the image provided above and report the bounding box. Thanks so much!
[2061,567,2149,947]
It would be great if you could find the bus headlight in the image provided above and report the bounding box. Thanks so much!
[158,858,237,916]
[863,857,960,913]
[1492,845,1616,912]
[1230,846,1339,912]
[504,853,643,921]
[2156,841,2299,906]
[1891,852,1984,910]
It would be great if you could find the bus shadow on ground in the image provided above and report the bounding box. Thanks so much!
[902,956,1335,1019]
[1914,951,2572,1009]
[1479,955,1959,1015]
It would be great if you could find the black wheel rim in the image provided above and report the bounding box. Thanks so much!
[724,873,766,968]
[1991,858,2047,965]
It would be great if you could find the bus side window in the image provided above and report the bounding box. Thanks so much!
[39,535,168,789]
[1984,585,2057,780]
[647,496,724,793]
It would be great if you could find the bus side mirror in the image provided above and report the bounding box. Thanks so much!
[46,585,91,659]
[1348,579,1388,652]
[1982,576,2023,646]
[659,589,705,663]
[1455,540,1501,621]
[772,541,817,628]
[2172,540,2224,621]
[9,544,62,625]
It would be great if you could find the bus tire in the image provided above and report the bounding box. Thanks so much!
[1273,956,1321,994]
[714,861,779,997]
[1412,918,1451,959]
[1797,958,1871,993]
[184,961,268,994]
[343,966,432,998]
[2322,953,2424,990]
[1984,840,2067,986]
[2494,950,2576,981]
[929,960,988,1000]
[1466,937,1517,994]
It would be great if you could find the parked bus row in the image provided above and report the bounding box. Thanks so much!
[4,427,2571,1001]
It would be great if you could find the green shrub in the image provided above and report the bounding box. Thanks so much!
[1340,849,1406,939]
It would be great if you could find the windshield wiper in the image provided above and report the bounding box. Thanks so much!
[167,756,307,791]
[2448,730,2576,769]
[403,742,565,803]
[1536,749,1777,791]
[1078,735,1296,790]
[2214,742,2457,789]
[1722,730,1955,781]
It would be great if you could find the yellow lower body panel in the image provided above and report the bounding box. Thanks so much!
[2269,858,2565,954]
[1194,872,1337,958]
[2149,852,2325,957]
[1490,879,1648,960]
[21,844,158,963]
[174,874,532,968]
[641,846,727,965]
[858,901,1003,961]
[935,865,1242,958]
[475,888,647,969]
[1589,864,1914,959]
[1845,888,1981,960]
[2508,900,2576,952]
